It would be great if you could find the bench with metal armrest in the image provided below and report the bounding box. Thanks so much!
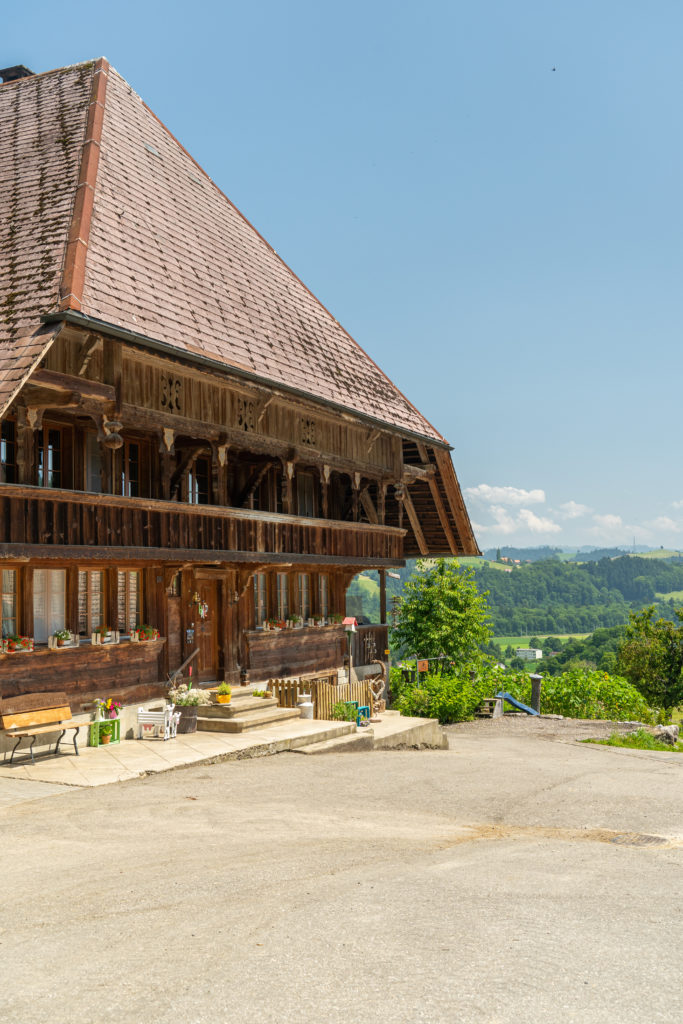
[0,692,82,764]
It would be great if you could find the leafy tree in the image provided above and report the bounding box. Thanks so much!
[391,558,491,664]
[616,606,683,714]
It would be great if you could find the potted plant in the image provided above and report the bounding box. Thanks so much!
[215,682,232,705]
[99,722,114,744]
[167,682,212,733]
[54,628,71,648]
[291,614,302,628]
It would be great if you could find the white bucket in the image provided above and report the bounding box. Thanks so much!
[298,701,314,720]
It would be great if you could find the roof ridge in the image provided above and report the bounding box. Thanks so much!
[58,58,109,312]
[0,58,103,89]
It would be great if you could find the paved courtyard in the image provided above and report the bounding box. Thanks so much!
[1,721,681,1024]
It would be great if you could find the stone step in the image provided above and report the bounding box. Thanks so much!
[201,696,279,718]
[294,729,375,754]
[197,706,302,733]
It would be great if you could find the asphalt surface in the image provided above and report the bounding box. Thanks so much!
[1,720,681,1024]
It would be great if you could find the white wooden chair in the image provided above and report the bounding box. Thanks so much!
[137,704,181,740]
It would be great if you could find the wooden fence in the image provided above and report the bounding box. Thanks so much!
[268,673,372,720]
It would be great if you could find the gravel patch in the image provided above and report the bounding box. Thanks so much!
[446,714,645,743]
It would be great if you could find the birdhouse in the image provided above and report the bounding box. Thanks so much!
[342,616,357,633]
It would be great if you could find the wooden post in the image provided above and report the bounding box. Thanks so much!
[15,407,36,485]
[378,482,387,525]
[379,569,387,625]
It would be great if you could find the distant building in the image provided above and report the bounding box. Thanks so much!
[515,648,543,662]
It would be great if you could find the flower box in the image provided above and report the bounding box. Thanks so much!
[48,632,80,650]
[131,627,160,643]
[2,636,34,653]
[91,629,121,646]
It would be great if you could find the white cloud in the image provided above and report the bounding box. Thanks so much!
[558,500,592,519]
[592,513,623,530]
[672,500,683,510]
[465,484,546,506]
[518,509,562,534]
[647,516,682,533]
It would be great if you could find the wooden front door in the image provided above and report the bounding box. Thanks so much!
[195,580,218,682]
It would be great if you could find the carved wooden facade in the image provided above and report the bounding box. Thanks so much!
[0,58,479,709]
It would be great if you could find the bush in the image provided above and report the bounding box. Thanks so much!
[393,667,492,724]
[331,701,358,723]
[503,668,653,722]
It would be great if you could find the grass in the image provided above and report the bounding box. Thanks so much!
[655,590,683,601]
[630,549,683,560]
[456,557,512,572]
[493,633,591,647]
[583,728,683,753]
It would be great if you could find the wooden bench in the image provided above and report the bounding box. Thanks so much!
[0,692,82,765]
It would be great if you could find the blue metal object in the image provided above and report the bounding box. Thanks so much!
[495,691,540,716]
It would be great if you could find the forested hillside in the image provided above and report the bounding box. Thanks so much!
[468,556,683,634]
[348,555,683,636]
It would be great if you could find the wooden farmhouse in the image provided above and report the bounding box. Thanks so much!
[0,59,479,712]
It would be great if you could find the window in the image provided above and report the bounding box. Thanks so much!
[37,427,62,488]
[33,569,66,643]
[276,573,289,620]
[298,573,310,621]
[1,420,17,483]
[1,569,17,638]
[253,572,267,626]
[118,571,142,633]
[122,441,139,497]
[297,472,316,517]
[78,570,104,635]
[252,467,281,513]
[318,574,329,620]
[188,456,210,505]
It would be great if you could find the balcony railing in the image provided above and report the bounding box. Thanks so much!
[0,485,404,565]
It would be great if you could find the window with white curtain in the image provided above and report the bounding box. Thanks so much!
[33,569,66,643]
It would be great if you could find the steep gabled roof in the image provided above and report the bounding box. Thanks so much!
[0,57,480,555]
[0,58,445,443]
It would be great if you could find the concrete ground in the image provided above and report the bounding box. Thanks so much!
[1,718,681,1024]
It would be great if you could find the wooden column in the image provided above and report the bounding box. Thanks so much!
[15,406,37,485]
[378,482,387,525]
[379,568,387,625]
[352,472,361,523]
[320,463,331,519]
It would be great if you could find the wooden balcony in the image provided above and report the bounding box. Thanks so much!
[0,485,405,566]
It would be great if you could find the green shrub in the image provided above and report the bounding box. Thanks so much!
[331,701,358,723]
[393,667,492,724]
[504,668,653,722]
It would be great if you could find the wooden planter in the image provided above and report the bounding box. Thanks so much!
[175,705,198,734]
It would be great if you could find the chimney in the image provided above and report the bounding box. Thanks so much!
[0,65,35,84]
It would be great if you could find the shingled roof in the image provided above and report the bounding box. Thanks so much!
[0,58,448,442]
[0,58,479,556]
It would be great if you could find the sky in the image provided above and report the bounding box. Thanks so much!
[4,1,683,550]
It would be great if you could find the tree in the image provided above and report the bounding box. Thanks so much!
[616,606,683,714]
[391,559,491,665]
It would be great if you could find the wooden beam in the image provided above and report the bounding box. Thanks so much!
[235,460,274,508]
[29,368,115,403]
[403,462,435,482]
[76,334,102,376]
[359,487,379,524]
[0,543,405,569]
[416,443,459,556]
[402,486,429,556]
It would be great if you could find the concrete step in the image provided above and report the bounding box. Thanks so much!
[201,697,279,718]
[294,729,375,754]
[197,706,302,733]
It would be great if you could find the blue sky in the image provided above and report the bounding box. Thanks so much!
[5,1,682,549]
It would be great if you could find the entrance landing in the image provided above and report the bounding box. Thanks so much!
[0,717,356,788]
